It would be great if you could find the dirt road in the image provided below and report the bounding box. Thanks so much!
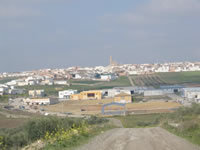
[76,127,200,150]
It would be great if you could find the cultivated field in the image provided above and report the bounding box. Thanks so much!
[44,99,181,115]
[0,115,26,128]
[0,105,40,129]
[130,71,200,87]
[131,74,168,87]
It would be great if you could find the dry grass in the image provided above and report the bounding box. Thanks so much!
[0,117,26,128]
[126,101,181,110]
[44,99,182,115]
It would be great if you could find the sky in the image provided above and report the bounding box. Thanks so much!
[0,0,200,72]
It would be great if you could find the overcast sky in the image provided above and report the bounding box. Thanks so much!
[0,0,200,72]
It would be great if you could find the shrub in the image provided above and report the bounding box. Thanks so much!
[0,116,106,149]
[178,121,199,132]
[87,116,108,125]
[137,121,151,127]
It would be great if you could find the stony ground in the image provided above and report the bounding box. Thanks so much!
[76,127,200,150]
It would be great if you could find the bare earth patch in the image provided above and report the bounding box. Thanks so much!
[44,100,181,115]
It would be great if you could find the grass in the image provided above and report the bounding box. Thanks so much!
[0,94,26,103]
[0,116,27,129]
[44,99,181,116]
[163,123,200,146]
[158,71,200,84]
[70,80,104,84]
[0,116,109,150]
[42,124,114,150]
[0,77,18,84]
[0,95,9,103]
[114,113,162,128]
[113,104,200,146]
[130,71,200,87]
[20,76,131,96]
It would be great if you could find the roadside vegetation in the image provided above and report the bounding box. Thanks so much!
[0,95,9,103]
[0,94,27,103]
[0,116,110,150]
[115,103,200,146]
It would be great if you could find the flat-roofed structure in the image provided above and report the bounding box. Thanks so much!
[24,98,58,105]
[114,92,132,103]
[70,90,102,100]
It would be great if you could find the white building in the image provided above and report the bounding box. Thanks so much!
[40,79,54,85]
[102,89,119,98]
[100,74,118,81]
[29,90,45,97]
[54,80,68,85]
[9,88,24,95]
[6,80,17,86]
[59,90,78,99]
[0,84,9,95]
[144,90,164,96]
[182,88,200,102]
[72,74,82,79]
[24,98,58,105]
[17,81,28,86]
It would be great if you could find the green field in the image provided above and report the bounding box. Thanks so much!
[158,71,200,84]
[115,113,162,128]
[21,76,131,96]
[131,71,200,87]
[0,77,18,84]
[70,80,104,84]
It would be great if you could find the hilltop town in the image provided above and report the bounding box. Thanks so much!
[0,58,200,117]
[1,58,200,84]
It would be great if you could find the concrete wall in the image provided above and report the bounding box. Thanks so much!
[144,90,164,96]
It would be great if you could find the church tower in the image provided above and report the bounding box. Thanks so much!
[110,56,113,66]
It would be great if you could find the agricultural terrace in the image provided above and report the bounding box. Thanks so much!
[44,99,181,115]
[131,71,200,87]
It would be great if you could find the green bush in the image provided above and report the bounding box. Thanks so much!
[137,121,151,127]
[0,116,106,149]
[87,116,108,125]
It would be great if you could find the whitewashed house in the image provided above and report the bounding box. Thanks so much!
[24,98,58,105]
[40,79,54,85]
[102,89,119,98]
[0,87,6,96]
[0,84,9,95]
[59,90,78,99]
[181,88,200,102]
[6,80,17,86]
[29,90,45,97]
[100,74,118,81]
[54,80,68,85]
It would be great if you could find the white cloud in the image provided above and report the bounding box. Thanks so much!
[144,0,200,14]
[103,0,200,26]
[0,0,43,17]
[0,6,42,17]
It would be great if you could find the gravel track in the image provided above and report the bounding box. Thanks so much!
[76,127,200,150]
